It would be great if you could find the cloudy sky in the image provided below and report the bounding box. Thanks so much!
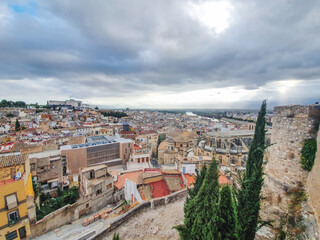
[0,0,319,109]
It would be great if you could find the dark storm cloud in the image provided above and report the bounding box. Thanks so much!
[0,0,320,107]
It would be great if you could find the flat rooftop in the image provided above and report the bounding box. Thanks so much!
[81,164,108,172]
[29,150,61,158]
[207,129,272,137]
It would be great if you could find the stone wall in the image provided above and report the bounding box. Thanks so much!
[30,191,113,237]
[259,104,320,239]
[307,128,320,229]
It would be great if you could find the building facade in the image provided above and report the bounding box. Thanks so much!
[0,154,33,240]
[61,136,134,175]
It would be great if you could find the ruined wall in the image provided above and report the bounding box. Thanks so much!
[259,104,320,239]
[30,191,113,237]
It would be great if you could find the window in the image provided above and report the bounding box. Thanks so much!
[18,227,26,239]
[96,189,102,195]
[63,165,67,175]
[30,163,36,171]
[8,210,19,226]
[5,194,18,210]
[107,183,112,189]
[86,203,89,208]
[5,230,17,240]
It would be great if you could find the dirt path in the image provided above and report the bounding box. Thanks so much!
[104,198,185,240]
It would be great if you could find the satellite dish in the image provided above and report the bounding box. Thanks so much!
[16,172,21,180]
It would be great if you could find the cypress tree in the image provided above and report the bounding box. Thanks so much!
[174,164,207,240]
[15,119,21,131]
[189,164,207,198]
[190,158,220,240]
[237,100,267,240]
[112,232,120,240]
[218,185,239,240]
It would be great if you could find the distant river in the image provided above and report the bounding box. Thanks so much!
[186,112,197,116]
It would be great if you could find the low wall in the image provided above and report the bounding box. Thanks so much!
[89,188,188,240]
[31,192,113,238]
[31,202,79,237]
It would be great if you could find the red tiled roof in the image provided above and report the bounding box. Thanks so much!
[149,180,170,199]
[134,144,141,150]
[184,174,196,187]
[114,171,142,190]
[219,173,230,185]
[119,131,135,134]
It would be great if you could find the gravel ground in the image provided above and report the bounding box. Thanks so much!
[104,197,186,240]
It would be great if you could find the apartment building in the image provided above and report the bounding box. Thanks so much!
[0,154,33,240]
[28,150,65,191]
[79,164,114,209]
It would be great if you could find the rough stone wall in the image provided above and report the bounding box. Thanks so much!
[307,128,320,229]
[259,104,320,239]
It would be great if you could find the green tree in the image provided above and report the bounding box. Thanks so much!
[174,161,220,240]
[113,232,120,240]
[237,100,267,240]
[218,185,239,240]
[15,119,21,131]
[175,164,208,239]
[190,158,220,240]
[189,164,207,199]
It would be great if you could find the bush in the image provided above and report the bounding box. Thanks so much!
[301,138,317,171]
[277,230,286,240]
[36,187,79,220]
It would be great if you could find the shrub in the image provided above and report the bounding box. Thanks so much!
[300,138,317,171]
[36,187,79,220]
[277,230,286,240]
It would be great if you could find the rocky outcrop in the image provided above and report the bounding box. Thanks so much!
[258,104,320,240]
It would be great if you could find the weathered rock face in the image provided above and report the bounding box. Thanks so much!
[259,104,320,240]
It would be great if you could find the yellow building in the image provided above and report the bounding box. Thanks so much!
[0,154,32,240]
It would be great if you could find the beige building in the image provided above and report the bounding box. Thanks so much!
[79,164,114,212]
[29,150,64,191]
[98,127,114,136]
[61,136,133,175]
[194,130,271,168]
[158,139,176,165]
[158,131,197,165]
[135,132,158,157]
